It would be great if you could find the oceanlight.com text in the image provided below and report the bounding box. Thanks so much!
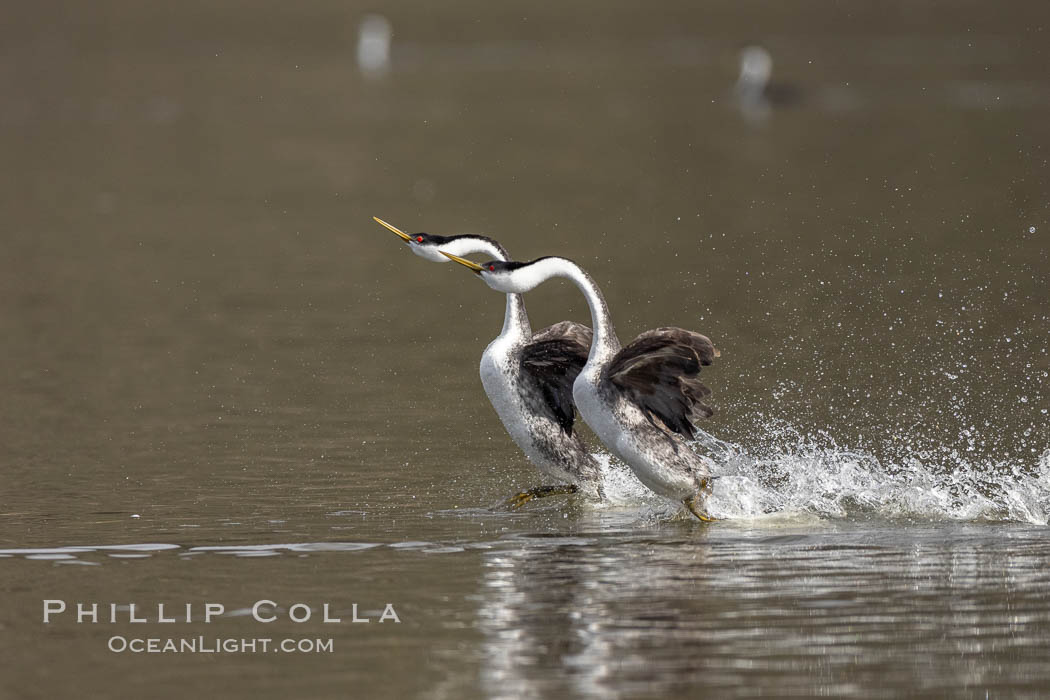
[107,636,334,654]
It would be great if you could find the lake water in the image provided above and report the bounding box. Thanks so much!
[1,1,1048,697]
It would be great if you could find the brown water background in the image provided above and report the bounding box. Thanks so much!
[1,1,1049,697]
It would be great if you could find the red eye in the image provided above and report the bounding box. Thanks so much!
[489,265,495,271]
[416,236,423,243]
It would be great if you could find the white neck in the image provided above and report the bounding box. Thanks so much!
[512,257,621,363]
[439,236,506,261]
[438,237,530,341]
[498,292,529,341]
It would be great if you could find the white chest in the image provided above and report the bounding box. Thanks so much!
[479,343,518,419]
[478,340,542,460]
[572,371,623,453]
[573,368,694,497]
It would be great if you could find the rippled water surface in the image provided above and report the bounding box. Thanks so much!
[2,1,1048,697]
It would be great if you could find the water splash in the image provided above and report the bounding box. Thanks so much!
[592,453,660,507]
[585,422,1050,525]
[699,421,1050,525]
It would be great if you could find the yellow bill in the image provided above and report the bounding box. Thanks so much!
[373,216,412,241]
[440,251,485,273]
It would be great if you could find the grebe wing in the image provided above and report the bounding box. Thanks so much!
[605,327,718,440]
[530,320,592,349]
[520,321,593,436]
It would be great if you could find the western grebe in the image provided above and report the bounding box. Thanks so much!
[373,217,603,506]
[443,253,719,521]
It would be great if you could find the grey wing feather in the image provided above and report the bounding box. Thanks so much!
[530,320,593,348]
[604,327,718,440]
[520,321,593,435]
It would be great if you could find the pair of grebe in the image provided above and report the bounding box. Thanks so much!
[374,217,718,521]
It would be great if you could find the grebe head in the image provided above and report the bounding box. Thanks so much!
[373,216,456,262]
[441,253,556,294]
[374,216,509,263]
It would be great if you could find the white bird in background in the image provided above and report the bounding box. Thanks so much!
[733,45,805,124]
[734,45,774,125]
[357,14,392,80]
[443,253,720,521]
[374,217,603,507]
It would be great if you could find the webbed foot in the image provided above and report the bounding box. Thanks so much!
[684,492,717,523]
[502,484,579,510]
